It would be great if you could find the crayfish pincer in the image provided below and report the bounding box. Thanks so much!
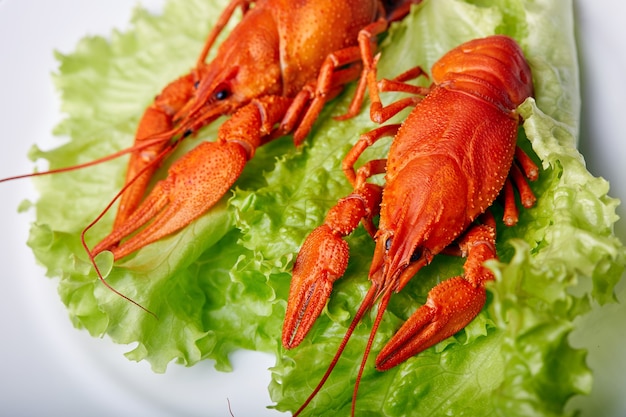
[283,35,538,416]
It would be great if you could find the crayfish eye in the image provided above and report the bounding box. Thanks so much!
[385,237,393,251]
[410,247,423,263]
[213,86,230,101]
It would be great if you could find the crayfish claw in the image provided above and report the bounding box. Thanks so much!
[376,224,496,371]
[95,140,249,259]
[283,225,349,348]
[376,276,486,370]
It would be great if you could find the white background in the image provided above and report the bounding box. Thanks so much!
[0,1,624,416]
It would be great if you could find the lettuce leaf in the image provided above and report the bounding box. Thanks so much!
[24,0,625,415]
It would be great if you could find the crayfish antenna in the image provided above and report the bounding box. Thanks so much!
[351,288,392,416]
[0,129,173,316]
[80,205,158,320]
[0,136,171,184]
[292,283,383,417]
[75,139,180,318]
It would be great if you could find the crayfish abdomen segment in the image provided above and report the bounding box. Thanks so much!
[431,34,534,111]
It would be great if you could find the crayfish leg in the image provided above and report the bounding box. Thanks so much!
[288,43,369,145]
[335,17,390,121]
[195,0,255,65]
[283,182,383,348]
[501,145,538,226]
[342,123,399,186]
[515,145,539,181]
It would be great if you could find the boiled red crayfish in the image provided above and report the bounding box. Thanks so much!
[91,0,404,261]
[283,34,538,416]
[3,0,423,262]
[1,0,427,313]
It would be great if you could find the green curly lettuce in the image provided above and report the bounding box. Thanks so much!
[24,0,625,415]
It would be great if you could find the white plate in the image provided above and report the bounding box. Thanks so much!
[0,1,624,416]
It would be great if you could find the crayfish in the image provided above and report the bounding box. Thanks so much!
[1,0,426,313]
[3,0,423,261]
[89,0,395,261]
[283,34,539,416]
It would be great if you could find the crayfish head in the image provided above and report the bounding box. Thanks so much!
[370,158,471,294]
[174,5,285,136]
[369,229,432,297]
